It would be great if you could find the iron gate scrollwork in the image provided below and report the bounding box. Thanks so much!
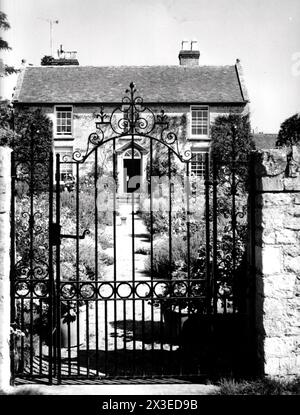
[11,83,251,384]
[10,137,55,383]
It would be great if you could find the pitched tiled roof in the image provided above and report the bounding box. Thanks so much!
[13,65,247,104]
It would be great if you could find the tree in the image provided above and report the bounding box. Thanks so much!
[13,108,53,160]
[210,113,255,164]
[0,106,53,154]
[210,113,255,312]
[276,113,300,147]
[0,100,16,145]
[0,106,53,192]
[0,12,18,76]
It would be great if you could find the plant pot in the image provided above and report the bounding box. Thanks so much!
[60,307,85,348]
[162,307,189,341]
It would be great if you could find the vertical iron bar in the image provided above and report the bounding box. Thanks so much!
[48,151,53,383]
[123,299,126,353]
[76,162,80,375]
[104,300,108,375]
[205,152,211,314]
[141,299,145,377]
[29,300,33,376]
[55,153,61,383]
[231,129,237,313]
[249,152,258,374]
[149,138,154,373]
[168,149,172,276]
[179,306,183,376]
[168,149,173,370]
[113,140,118,376]
[29,131,34,376]
[20,299,25,373]
[160,300,164,377]
[150,140,153,275]
[68,308,71,375]
[186,161,191,280]
[10,151,16,384]
[39,299,42,375]
[86,300,90,377]
[212,157,218,314]
[131,109,136,377]
[186,161,191,353]
[94,149,99,376]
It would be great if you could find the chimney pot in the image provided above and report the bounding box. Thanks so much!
[178,40,200,66]
[181,40,189,50]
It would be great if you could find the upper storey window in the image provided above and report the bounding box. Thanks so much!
[190,106,209,138]
[55,106,73,138]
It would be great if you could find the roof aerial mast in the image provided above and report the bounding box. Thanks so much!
[39,18,59,56]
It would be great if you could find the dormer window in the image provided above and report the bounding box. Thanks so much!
[55,106,73,138]
[190,106,209,138]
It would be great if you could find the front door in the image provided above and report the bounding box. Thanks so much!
[124,158,141,192]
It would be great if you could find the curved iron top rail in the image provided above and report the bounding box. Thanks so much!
[61,82,195,165]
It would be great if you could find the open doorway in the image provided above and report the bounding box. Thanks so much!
[123,148,142,193]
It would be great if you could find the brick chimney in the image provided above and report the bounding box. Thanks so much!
[178,40,200,66]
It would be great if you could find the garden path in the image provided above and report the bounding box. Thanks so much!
[73,201,171,377]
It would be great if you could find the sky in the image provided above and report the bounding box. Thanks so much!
[1,0,300,133]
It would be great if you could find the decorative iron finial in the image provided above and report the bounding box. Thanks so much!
[95,107,108,125]
[74,83,193,163]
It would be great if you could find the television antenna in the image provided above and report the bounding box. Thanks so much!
[38,18,59,56]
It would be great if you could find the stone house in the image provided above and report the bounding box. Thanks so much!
[12,42,249,194]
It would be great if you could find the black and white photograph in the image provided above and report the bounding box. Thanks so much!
[0,0,299,406]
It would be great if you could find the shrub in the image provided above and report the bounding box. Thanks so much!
[217,377,300,395]
[60,177,113,230]
[140,197,204,236]
[145,231,205,279]
[135,246,150,255]
[210,114,255,163]
[276,113,300,147]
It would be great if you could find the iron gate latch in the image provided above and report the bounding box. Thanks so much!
[50,224,90,245]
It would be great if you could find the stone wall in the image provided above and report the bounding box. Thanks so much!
[254,146,300,377]
[0,147,12,389]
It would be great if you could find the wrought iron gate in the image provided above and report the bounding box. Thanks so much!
[11,84,251,384]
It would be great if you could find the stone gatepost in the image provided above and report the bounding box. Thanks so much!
[0,147,12,390]
[254,146,300,377]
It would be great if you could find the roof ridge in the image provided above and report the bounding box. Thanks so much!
[26,64,235,69]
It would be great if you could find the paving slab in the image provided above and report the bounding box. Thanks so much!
[8,383,219,395]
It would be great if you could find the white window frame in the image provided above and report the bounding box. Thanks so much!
[54,105,73,138]
[55,146,74,183]
[190,150,207,179]
[190,105,209,139]
[123,148,142,159]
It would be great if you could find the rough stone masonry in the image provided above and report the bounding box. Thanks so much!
[254,146,300,377]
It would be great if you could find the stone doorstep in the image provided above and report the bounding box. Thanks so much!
[7,384,219,395]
